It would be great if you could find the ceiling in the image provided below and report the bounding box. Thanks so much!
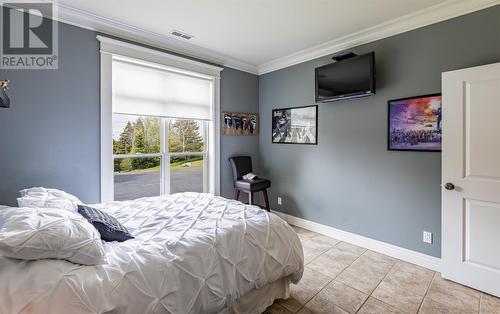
[53,0,499,73]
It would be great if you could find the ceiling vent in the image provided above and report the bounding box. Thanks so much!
[170,30,194,40]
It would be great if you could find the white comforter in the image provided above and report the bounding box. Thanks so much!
[0,193,303,314]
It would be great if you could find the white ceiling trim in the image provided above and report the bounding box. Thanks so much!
[45,1,259,74]
[258,0,500,75]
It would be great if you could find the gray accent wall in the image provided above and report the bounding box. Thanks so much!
[220,68,259,201]
[258,6,500,257]
[0,22,101,206]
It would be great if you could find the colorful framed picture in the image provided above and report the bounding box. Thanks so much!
[222,112,259,135]
[272,105,318,144]
[388,94,442,152]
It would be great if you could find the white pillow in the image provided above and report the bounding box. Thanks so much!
[0,207,106,265]
[17,187,82,211]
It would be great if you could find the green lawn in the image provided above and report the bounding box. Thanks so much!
[117,158,203,174]
[171,159,203,169]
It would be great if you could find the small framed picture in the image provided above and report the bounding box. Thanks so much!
[222,112,259,135]
[388,94,442,152]
[272,105,318,144]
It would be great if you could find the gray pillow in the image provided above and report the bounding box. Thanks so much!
[77,205,133,242]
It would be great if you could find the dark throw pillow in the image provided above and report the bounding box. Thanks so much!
[77,205,134,242]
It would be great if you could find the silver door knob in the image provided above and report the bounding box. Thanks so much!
[445,183,455,190]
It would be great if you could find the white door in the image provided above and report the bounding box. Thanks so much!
[442,62,500,297]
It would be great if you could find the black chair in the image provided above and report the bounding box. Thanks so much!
[229,156,270,211]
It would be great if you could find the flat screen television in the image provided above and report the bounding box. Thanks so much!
[315,52,375,102]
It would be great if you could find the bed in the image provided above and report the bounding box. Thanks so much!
[0,192,304,314]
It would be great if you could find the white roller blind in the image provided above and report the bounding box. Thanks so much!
[112,57,213,120]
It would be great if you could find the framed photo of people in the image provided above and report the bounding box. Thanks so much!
[222,112,259,135]
[388,94,442,152]
[272,105,318,144]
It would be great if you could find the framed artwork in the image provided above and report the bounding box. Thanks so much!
[222,112,259,135]
[272,105,318,144]
[388,94,442,152]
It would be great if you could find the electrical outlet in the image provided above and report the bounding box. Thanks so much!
[423,231,433,244]
[277,197,282,206]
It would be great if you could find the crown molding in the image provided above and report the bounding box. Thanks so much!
[38,0,499,76]
[258,0,500,75]
[44,1,259,74]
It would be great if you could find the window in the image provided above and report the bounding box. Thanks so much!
[112,115,208,201]
[99,36,222,202]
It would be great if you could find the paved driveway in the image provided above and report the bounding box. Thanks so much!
[114,167,203,201]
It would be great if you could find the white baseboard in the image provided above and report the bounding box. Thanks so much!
[272,210,442,272]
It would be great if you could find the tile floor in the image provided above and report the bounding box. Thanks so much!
[263,226,500,314]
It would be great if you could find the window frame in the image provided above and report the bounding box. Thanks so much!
[98,35,222,202]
